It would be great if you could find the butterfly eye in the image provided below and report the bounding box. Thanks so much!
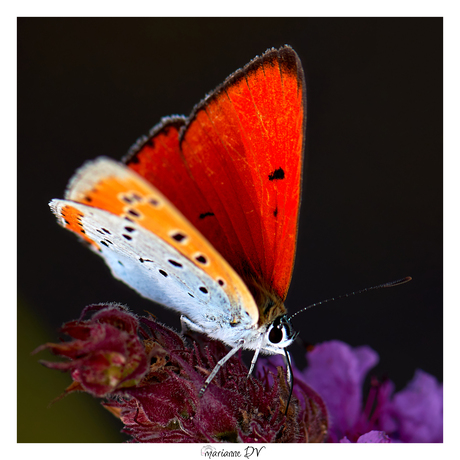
[268,325,283,344]
[266,316,296,348]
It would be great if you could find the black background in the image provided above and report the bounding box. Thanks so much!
[18,17,442,441]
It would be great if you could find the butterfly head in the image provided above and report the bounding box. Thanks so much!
[262,314,298,354]
[243,279,298,354]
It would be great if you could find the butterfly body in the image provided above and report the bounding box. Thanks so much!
[51,45,305,384]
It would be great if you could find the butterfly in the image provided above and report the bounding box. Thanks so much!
[50,45,305,396]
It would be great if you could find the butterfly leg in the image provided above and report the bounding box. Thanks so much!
[283,349,293,386]
[283,349,294,415]
[247,341,263,377]
[199,339,245,397]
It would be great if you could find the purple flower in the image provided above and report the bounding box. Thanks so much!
[258,340,443,443]
[378,370,443,442]
[37,304,329,443]
[340,431,391,443]
[299,340,379,441]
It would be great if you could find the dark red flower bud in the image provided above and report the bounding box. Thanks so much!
[37,304,329,443]
[35,304,149,397]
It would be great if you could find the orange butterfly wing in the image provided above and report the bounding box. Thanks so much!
[125,118,231,261]
[126,46,305,302]
[52,158,259,324]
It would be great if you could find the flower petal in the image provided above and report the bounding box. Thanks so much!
[357,431,391,443]
[388,370,443,442]
[300,340,378,440]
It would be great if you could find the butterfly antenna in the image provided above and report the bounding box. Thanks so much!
[284,349,294,416]
[288,276,412,321]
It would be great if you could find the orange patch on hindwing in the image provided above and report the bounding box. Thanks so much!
[59,205,100,251]
[65,162,259,322]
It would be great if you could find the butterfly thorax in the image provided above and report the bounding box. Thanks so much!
[245,277,287,328]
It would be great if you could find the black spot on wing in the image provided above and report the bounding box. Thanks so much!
[195,255,207,264]
[274,207,278,217]
[199,212,215,219]
[127,209,141,218]
[148,198,160,207]
[168,259,183,268]
[171,232,187,242]
[139,258,154,263]
[268,167,285,181]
